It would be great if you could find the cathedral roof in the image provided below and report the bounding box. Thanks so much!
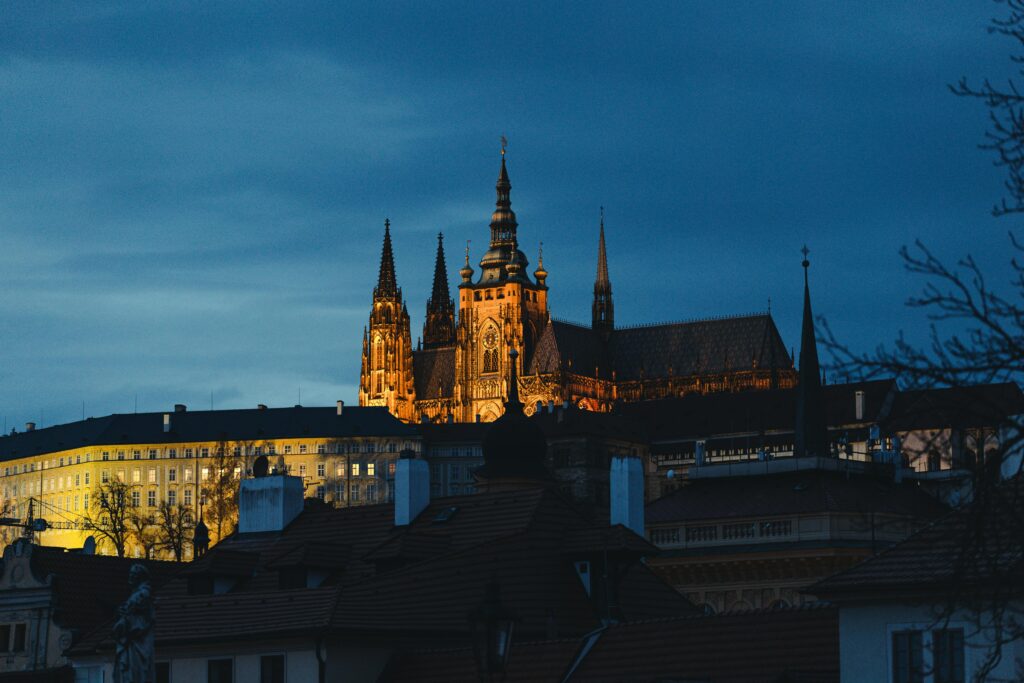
[528,314,791,382]
[411,347,456,400]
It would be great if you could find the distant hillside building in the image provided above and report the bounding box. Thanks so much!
[359,152,796,423]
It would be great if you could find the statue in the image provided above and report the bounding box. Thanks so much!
[113,564,155,683]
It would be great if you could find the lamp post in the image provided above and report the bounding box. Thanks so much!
[468,580,517,682]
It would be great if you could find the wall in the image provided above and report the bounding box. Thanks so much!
[839,602,1024,682]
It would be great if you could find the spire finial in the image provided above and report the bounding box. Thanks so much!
[538,241,543,267]
[500,135,508,157]
[767,296,772,315]
[465,240,471,267]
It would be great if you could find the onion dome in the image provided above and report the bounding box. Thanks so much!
[534,243,547,285]
[477,349,550,482]
[460,240,474,283]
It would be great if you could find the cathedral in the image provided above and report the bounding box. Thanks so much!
[358,152,797,424]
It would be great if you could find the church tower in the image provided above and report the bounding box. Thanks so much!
[592,208,614,335]
[454,150,550,422]
[794,247,828,457]
[359,220,416,422]
[422,233,456,349]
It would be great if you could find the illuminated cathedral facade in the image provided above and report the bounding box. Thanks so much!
[359,153,797,423]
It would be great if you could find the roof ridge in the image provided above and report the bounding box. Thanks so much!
[550,312,768,331]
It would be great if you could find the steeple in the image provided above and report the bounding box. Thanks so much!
[375,219,399,299]
[592,208,614,333]
[794,246,828,458]
[489,153,518,249]
[423,232,456,349]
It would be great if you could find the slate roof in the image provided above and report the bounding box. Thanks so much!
[645,470,948,524]
[883,382,1024,432]
[418,422,491,445]
[387,604,839,683]
[811,477,1024,600]
[412,347,456,399]
[0,406,416,462]
[530,314,792,381]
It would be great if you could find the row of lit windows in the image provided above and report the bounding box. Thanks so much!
[1,440,414,478]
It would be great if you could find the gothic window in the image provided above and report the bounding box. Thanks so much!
[483,350,498,373]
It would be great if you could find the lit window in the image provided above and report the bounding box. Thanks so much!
[184,468,193,482]
[367,463,376,477]
[201,467,209,481]
[352,463,360,476]
[132,469,141,484]
[116,470,125,482]
[148,469,157,483]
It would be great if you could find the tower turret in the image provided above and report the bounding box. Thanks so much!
[359,219,416,422]
[794,246,828,457]
[592,208,614,334]
[423,233,456,349]
[478,150,529,282]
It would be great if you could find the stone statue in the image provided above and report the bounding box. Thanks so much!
[113,564,155,683]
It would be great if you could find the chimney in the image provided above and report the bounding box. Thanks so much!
[163,413,171,433]
[855,390,865,421]
[24,422,35,432]
[547,400,554,413]
[257,404,267,411]
[535,401,543,414]
[336,400,344,416]
[446,413,454,424]
[694,440,706,466]
[610,455,644,536]
[395,449,430,526]
[238,474,304,533]
[174,404,187,413]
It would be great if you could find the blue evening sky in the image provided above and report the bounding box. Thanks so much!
[0,2,1016,428]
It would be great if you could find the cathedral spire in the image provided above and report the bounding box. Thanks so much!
[423,232,456,349]
[592,207,614,333]
[375,219,399,299]
[489,151,518,249]
[794,246,828,458]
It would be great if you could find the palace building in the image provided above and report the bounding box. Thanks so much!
[359,152,797,424]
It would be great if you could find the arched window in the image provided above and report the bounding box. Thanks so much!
[483,350,498,373]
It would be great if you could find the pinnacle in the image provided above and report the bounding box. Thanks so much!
[375,219,399,298]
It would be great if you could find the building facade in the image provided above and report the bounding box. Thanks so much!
[359,153,797,424]
[0,404,418,557]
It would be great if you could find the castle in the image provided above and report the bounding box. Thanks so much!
[359,152,797,423]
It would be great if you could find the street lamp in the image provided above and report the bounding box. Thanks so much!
[468,580,517,682]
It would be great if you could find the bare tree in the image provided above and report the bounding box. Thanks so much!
[82,480,133,557]
[203,439,243,543]
[128,509,160,559]
[154,501,193,562]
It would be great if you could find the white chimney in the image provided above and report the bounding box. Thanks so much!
[238,474,304,533]
[163,413,171,433]
[336,400,344,416]
[24,422,35,432]
[610,455,644,536]
[395,451,430,526]
[694,440,706,466]
[855,390,865,421]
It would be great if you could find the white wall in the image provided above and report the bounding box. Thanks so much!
[840,602,1024,682]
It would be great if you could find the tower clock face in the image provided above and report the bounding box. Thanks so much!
[483,329,498,349]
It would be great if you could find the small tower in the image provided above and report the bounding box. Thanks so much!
[592,208,614,334]
[359,219,416,422]
[794,246,828,457]
[423,233,456,349]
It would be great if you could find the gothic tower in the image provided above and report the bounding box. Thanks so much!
[454,152,550,422]
[422,233,456,349]
[794,247,828,457]
[592,208,614,335]
[359,219,416,422]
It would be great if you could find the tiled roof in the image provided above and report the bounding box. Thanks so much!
[646,470,948,524]
[530,321,609,377]
[412,347,456,399]
[123,486,693,650]
[0,406,417,462]
[388,605,839,683]
[811,478,1024,599]
[619,379,896,442]
[29,546,181,648]
[883,382,1024,432]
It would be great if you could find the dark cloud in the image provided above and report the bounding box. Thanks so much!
[0,2,1016,426]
